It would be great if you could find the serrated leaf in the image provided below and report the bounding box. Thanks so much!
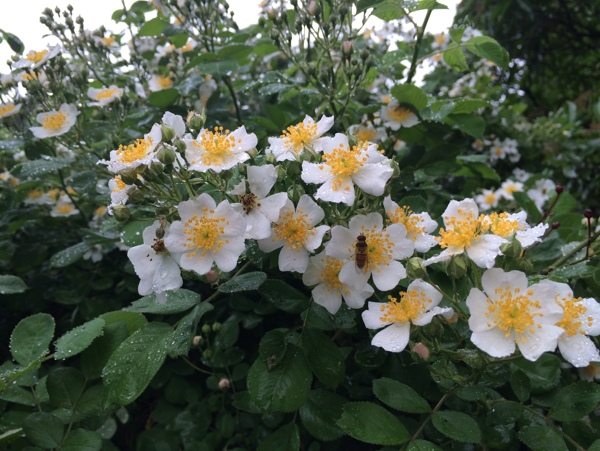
[511,354,561,393]
[443,46,468,71]
[247,344,312,413]
[301,329,345,388]
[55,318,105,360]
[372,2,405,20]
[258,330,288,370]
[518,426,567,451]
[411,0,448,11]
[196,59,237,75]
[486,401,524,426]
[23,412,64,449]
[0,384,36,405]
[137,17,168,36]
[218,44,253,62]
[337,402,409,445]
[549,382,600,421]
[259,280,310,313]
[0,274,28,294]
[129,289,200,314]
[510,369,531,402]
[407,439,444,451]
[13,157,74,179]
[119,220,153,246]
[299,389,346,442]
[102,322,172,405]
[218,271,267,293]
[148,88,179,108]
[432,411,482,443]
[47,367,86,410]
[464,36,509,70]
[61,429,102,451]
[373,378,431,413]
[446,113,485,138]
[49,242,90,269]
[257,423,299,451]
[10,313,55,366]
[391,84,429,110]
[448,27,465,44]
[168,303,214,358]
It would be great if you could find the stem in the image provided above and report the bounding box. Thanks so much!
[402,392,451,449]
[406,9,433,84]
[223,75,243,126]
[523,405,585,450]
[546,228,600,272]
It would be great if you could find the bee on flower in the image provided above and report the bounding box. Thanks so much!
[30,104,79,139]
[266,115,333,161]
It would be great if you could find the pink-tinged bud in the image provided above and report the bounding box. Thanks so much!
[342,41,353,55]
[413,343,430,361]
[308,1,321,16]
[584,208,594,219]
[192,335,202,346]
[205,269,219,283]
[218,378,231,390]
[555,184,564,194]
[266,7,276,20]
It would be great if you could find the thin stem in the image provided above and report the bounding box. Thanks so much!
[546,228,600,272]
[402,392,451,449]
[406,9,433,84]
[223,75,243,126]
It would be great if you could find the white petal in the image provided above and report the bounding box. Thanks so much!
[342,283,374,309]
[466,235,506,269]
[245,210,273,240]
[315,115,334,136]
[371,260,405,292]
[327,226,356,260]
[312,283,342,314]
[279,246,309,273]
[314,177,355,206]
[258,192,289,223]
[304,225,330,253]
[301,161,331,185]
[407,279,443,307]
[297,194,325,225]
[248,164,277,199]
[558,334,600,367]
[352,163,393,196]
[466,288,494,332]
[442,198,479,224]
[517,324,563,361]
[179,252,213,275]
[413,307,454,326]
[372,323,411,352]
[362,302,388,329]
[481,268,528,300]
[213,237,246,272]
[471,328,516,358]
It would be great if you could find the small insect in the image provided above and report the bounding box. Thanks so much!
[151,215,168,254]
[355,234,369,273]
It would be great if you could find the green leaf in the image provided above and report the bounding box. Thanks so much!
[10,313,55,366]
[356,0,387,14]
[1,30,24,54]
[168,303,214,358]
[299,389,347,442]
[137,17,169,36]
[337,402,409,445]
[511,354,561,393]
[253,40,279,56]
[446,113,485,139]
[55,318,105,359]
[448,26,465,44]
[100,311,147,334]
[549,382,600,421]
[61,429,102,451]
[0,274,27,294]
[373,378,431,414]
[464,36,509,70]
[486,401,524,426]
[80,321,130,379]
[258,330,288,370]
[49,242,90,269]
[451,99,489,114]
[518,426,567,451]
[407,439,444,451]
[257,423,300,451]
[130,289,201,314]
[218,44,253,62]
[372,2,405,20]
[13,157,74,178]
[0,383,36,405]
[513,192,542,224]
[232,391,262,413]
[0,362,39,392]
[218,271,267,293]
[103,322,172,405]
[411,0,448,11]
[301,329,345,388]
[148,88,179,108]
[510,369,531,403]
[259,280,310,313]
[391,84,429,110]
[431,411,482,443]
[443,46,468,71]
[69,170,98,195]
[119,220,153,246]
[247,344,312,413]
[23,412,64,449]
[196,59,237,75]
[47,367,86,409]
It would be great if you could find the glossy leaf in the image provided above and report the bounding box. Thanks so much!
[0,274,27,294]
[391,84,429,110]
[299,389,347,442]
[259,280,310,313]
[373,378,431,413]
[168,303,214,358]
[129,289,201,314]
[301,329,345,388]
[23,412,64,449]
[257,423,300,451]
[55,318,105,359]
[549,382,600,421]
[518,426,567,451]
[218,271,267,293]
[61,429,102,451]
[47,367,86,410]
[337,402,409,445]
[10,313,55,366]
[431,411,482,443]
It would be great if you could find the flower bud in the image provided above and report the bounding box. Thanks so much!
[218,378,231,390]
[446,256,468,279]
[204,269,219,283]
[308,1,321,16]
[287,183,305,203]
[156,145,176,165]
[555,184,564,194]
[584,208,594,219]
[412,342,430,361]
[202,324,211,334]
[212,322,221,332]
[173,138,187,154]
[148,161,164,178]
[406,257,427,279]
[186,110,206,131]
[500,238,522,258]
[342,40,353,56]
[127,186,144,204]
[118,168,138,185]
[161,124,176,142]
[111,204,131,222]
[516,258,533,273]
[192,335,203,346]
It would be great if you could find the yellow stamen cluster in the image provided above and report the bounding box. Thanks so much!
[193,126,241,167]
[486,286,541,341]
[41,112,67,130]
[101,37,116,46]
[116,137,153,164]
[380,289,431,324]
[556,296,589,337]
[95,87,120,100]
[320,142,367,190]
[281,121,317,152]
[387,106,412,123]
[27,189,44,199]
[0,105,16,116]
[272,208,315,251]
[484,192,497,205]
[351,226,394,272]
[388,206,426,238]
[183,210,229,258]
[112,175,127,192]
[486,212,523,238]
[156,75,173,89]
[319,256,345,293]
[353,127,377,143]
[26,49,49,63]
[55,204,75,215]
[438,209,481,249]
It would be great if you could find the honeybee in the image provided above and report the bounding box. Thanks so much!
[355,234,368,273]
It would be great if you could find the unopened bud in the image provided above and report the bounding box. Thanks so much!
[446,256,468,279]
[552,222,560,230]
[406,257,427,279]
[205,269,219,283]
[156,145,176,165]
[202,324,211,334]
[118,168,138,185]
[412,342,430,361]
[218,378,231,390]
[192,335,203,346]
[161,124,176,142]
[172,138,187,154]
[287,184,305,203]
[186,110,206,131]
[584,209,594,219]
[111,204,131,222]
[555,184,564,194]
[212,322,221,332]
[500,238,522,258]
[342,40,353,56]
[308,1,321,16]
[127,186,144,204]
[516,258,533,273]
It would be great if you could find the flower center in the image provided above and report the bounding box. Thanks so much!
[319,255,345,292]
[388,206,426,238]
[41,112,67,130]
[350,226,394,271]
[504,184,520,195]
[272,208,315,251]
[388,106,412,122]
[101,37,116,46]
[0,105,16,116]
[438,210,481,249]
[183,210,229,258]
[320,142,367,190]
[117,136,154,164]
[193,126,241,167]
[353,127,377,143]
[27,189,44,199]
[484,192,497,205]
[486,212,523,238]
[494,147,503,156]
[26,49,49,63]
[56,204,75,215]
[112,175,127,191]
[241,192,259,214]
[94,205,107,216]
[556,296,589,337]
[380,289,431,323]
[156,75,173,89]
[485,286,541,341]
[281,121,317,153]
[96,87,120,100]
